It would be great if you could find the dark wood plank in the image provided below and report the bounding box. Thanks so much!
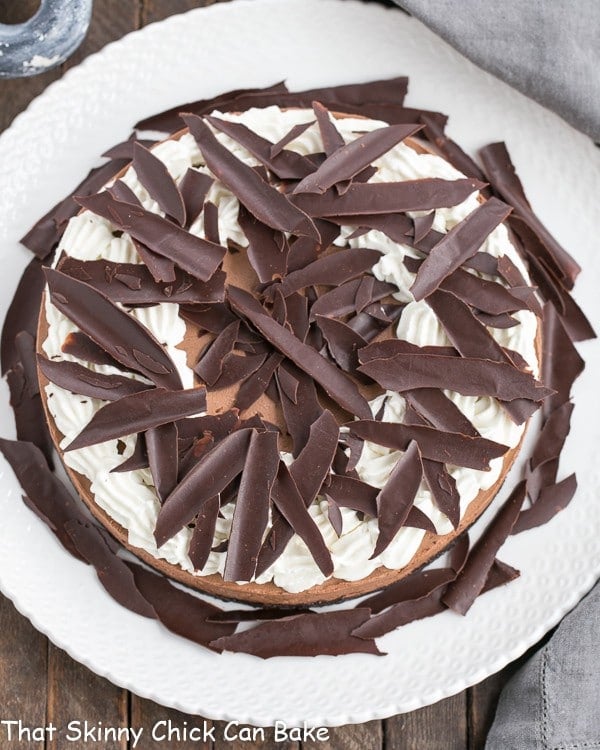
[46,643,129,750]
[468,671,511,750]
[384,693,467,750]
[303,721,383,750]
[0,595,48,748]
[142,0,230,25]
[213,721,298,749]
[130,696,213,749]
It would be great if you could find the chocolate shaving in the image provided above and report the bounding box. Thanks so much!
[347,420,508,471]
[202,201,220,245]
[312,101,345,156]
[45,269,182,390]
[38,356,150,402]
[234,352,283,411]
[326,496,344,536]
[206,115,314,181]
[270,120,315,157]
[133,240,177,284]
[309,277,395,321]
[126,562,236,652]
[179,168,214,229]
[0,439,88,561]
[362,567,456,616]
[442,480,526,614]
[275,365,299,403]
[183,114,319,240]
[411,198,512,300]
[65,520,156,618]
[194,321,239,385]
[527,401,574,502]
[132,142,186,225]
[213,352,267,390]
[420,113,487,183]
[211,608,381,658]
[61,332,125,371]
[238,205,289,283]
[277,247,382,298]
[421,459,461,529]
[294,123,421,194]
[372,441,423,557]
[542,303,585,415]
[108,180,141,206]
[189,495,220,571]
[404,388,479,437]
[323,474,378,517]
[102,136,155,160]
[327,212,413,244]
[316,315,367,374]
[271,462,334,577]
[58,257,225,305]
[154,429,253,546]
[76,192,225,282]
[228,286,371,419]
[175,410,239,441]
[275,362,324,455]
[292,177,485,218]
[65,387,206,452]
[1,257,45,374]
[513,474,577,535]
[358,342,552,403]
[481,558,520,593]
[224,430,279,581]
[111,435,148,473]
[146,423,179,502]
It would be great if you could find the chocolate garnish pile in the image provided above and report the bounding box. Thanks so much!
[0,77,593,658]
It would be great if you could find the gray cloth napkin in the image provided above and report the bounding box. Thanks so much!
[396,0,600,141]
[486,581,600,749]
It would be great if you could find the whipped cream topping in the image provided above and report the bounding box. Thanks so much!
[42,106,538,593]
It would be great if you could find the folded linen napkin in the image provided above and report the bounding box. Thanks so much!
[396,0,600,141]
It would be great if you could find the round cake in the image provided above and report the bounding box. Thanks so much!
[37,104,543,606]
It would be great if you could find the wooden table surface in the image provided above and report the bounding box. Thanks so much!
[0,1,528,747]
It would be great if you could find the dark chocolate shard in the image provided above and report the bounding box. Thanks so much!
[292,177,485,218]
[189,495,220,571]
[420,112,487,183]
[179,168,214,229]
[234,352,283,411]
[146,423,179,503]
[275,364,299,403]
[175,410,239,441]
[526,401,574,502]
[202,201,220,245]
[271,462,334,577]
[206,115,314,181]
[38,356,150,402]
[480,142,580,287]
[102,135,155,160]
[111,435,148,473]
[323,474,378,517]
[224,430,279,582]
[404,388,479,437]
[183,114,319,240]
[154,429,253,546]
[208,607,314,623]
[481,558,520,594]
[228,286,371,419]
[210,608,381,658]
[411,198,512,300]
[358,343,552,403]
[133,240,177,284]
[316,315,367,374]
[513,473,577,535]
[542,303,584,415]
[132,142,186,225]
[0,439,88,561]
[347,420,508,471]
[58,257,225,305]
[44,269,182,390]
[76,191,225,282]
[294,123,421,194]
[270,120,315,157]
[421,458,461,529]
[371,441,423,557]
[256,410,338,576]
[313,101,345,156]
[309,277,396,321]
[275,362,324,455]
[61,331,125,371]
[126,561,236,652]
[1,257,45,374]
[412,212,435,243]
[442,480,526,615]
[6,332,54,466]
[108,179,142,206]
[352,584,448,640]
[65,520,156,618]
[238,205,289,283]
[326,496,344,536]
[194,321,239,385]
[212,352,267,390]
[277,247,382,298]
[326,212,413,244]
[362,567,456,615]
[475,312,519,329]
[20,158,129,259]
[65,387,206,452]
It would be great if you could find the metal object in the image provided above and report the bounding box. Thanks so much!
[0,0,93,78]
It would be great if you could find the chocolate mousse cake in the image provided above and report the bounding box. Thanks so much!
[1,78,592,655]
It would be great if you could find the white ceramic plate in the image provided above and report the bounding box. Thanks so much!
[0,0,599,727]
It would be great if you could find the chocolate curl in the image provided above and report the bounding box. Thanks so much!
[293,122,422,194]
[361,567,456,615]
[442,481,526,615]
[132,142,186,225]
[102,135,155,160]
[182,114,319,241]
[228,285,371,419]
[322,474,378,517]
[224,430,279,582]
[237,205,289,283]
[194,321,239,385]
[513,474,577,535]
[179,168,214,229]
[312,101,345,155]
[154,428,253,546]
[65,387,206,452]
[189,495,220,571]
[61,331,126,371]
[479,141,581,288]
[65,520,156,618]
[542,303,585,416]
[38,357,150,402]
[270,119,315,157]
[44,268,183,390]
[111,435,148,473]
[411,198,512,301]
[482,559,520,593]
[234,353,283,412]
[276,363,324,456]
[146,423,179,503]
[210,609,382,658]
[527,401,574,502]
[126,562,236,652]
